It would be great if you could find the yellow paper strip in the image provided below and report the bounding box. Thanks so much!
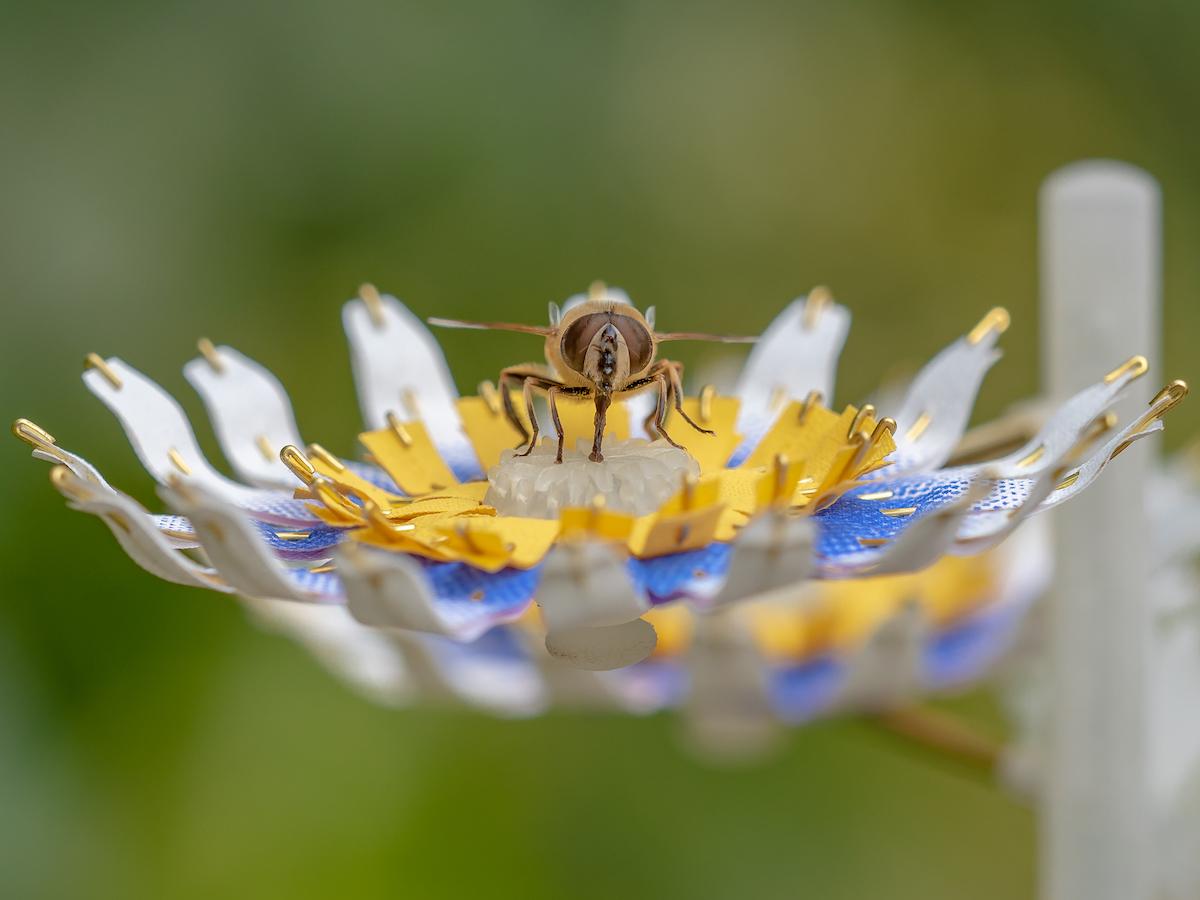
[664,395,742,472]
[360,420,459,495]
[456,392,532,471]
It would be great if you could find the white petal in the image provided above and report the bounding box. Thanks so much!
[342,289,478,475]
[709,512,815,608]
[159,480,335,602]
[52,467,228,591]
[336,543,530,641]
[735,291,851,429]
[183,344,304,488]
[84,358,316,525]
[889,322,1004,472]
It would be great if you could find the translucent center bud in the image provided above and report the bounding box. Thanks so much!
[485,438,699,518]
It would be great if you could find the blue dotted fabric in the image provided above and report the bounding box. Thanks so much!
[626,543,734,605]
[812,473,1042,563]
[417,559,543,631]
[769,656,846,723]
[813,477,969,559]
[238,494,322,525]
[253,519,346,560]
[285,567,345,601]
[922,594,1029,689]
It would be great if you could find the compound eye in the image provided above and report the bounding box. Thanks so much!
[559,313,608,374]
[614,315,653,373]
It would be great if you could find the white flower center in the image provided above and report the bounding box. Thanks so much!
[485,438,699,518]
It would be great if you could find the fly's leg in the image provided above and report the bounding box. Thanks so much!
[648,373,685,451]
[547,387,566,463]
[664,360,714,436]
[515,377,541,456]
[498,368,536,450]
[589,392,612,462]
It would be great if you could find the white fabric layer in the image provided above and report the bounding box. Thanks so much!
[337,545,528,642]
[942,362,1145,482]
[83,358,317,526]
[158,481,338,603]
[51,468,229,591]
[342,291,478,475]
[709,513,815,608]
[537,542,650,630]
[889,325,1004,472]
[184,344,304,488]
[835,603,930,710]
[537,542,657,670]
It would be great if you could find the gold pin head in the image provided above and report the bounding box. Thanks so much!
[385,412,415,448]
[279,444,318,485]
[698,384,716,424]
[84,353,123,389]
[12,418,56,449]
[966,307,1011,346]
[197,338,225,373]
[803,286,832,330]
[848,404,876,439]
[359,283,385,328]
[1103,355,1149,385]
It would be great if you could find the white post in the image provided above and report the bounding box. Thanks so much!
[1039,161,1161,900]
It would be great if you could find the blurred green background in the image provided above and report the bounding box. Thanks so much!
[3,2,1199,898]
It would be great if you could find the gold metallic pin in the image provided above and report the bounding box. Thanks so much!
[255,434,274,461]
[905,411,931,442]
[803,285,832,330]
[966,307,1010,346]
[1103,355,1148,384]
[1015,445,1046,469]
[797,390,822,425]
[385,412,415,448]
[681,472,698,511]
[1055,471,1080,491]
[479,381,502,415]
[12,417,56,449]
[401,388,421,419]
[167,447,191,476]
[84,353,122,389]
[360,283,385,328]
[197,338,225,373]
[848,404,876,439]
[279,444,318,485]
[698,384,715,424]
[858,489,895,501]
[307,443,345,472]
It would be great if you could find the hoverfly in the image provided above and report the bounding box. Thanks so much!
[430,284,756,463]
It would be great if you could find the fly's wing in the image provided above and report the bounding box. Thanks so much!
[427,317,552,336]
[655,331,758,343]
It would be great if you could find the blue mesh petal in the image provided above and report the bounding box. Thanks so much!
[626,543,734,605]
[253,519,346,559]
[769,655,846,723]
[922,596,1029,689]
